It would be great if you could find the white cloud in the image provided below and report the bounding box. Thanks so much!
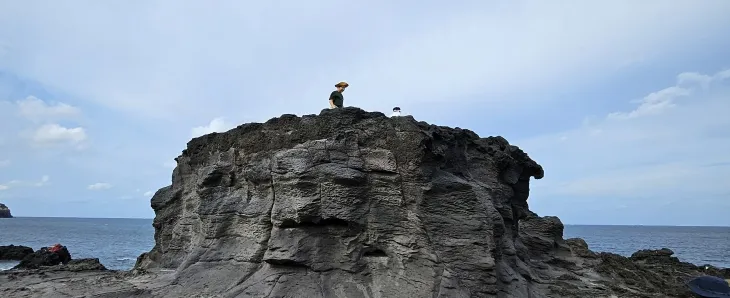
[191,117,230,138]
[0,176,49,189]
[34,175,49,187]
[87,182,112,190]
[607,86,691,119]
[0,184,8,191]
[16,96,81,123]
[0,160,9,167]
[521,69,730,200]
[143,190,154,197]
[31,123,87,145]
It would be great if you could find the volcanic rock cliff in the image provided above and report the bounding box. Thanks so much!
[0,203,12,218]
[128,108,729,298]
[135,107,548,297]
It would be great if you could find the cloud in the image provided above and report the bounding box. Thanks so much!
[0,176,50,189]
[87,182,112,190]
[0,160,9,167]
[143,190,154,197]
[34,175,49,187]
[0,95,89,151]
[607,86,690,120]
[31,123,87,145]
[191,117,231,138]
[16,96,81,122]
[1,1,729,122]
[0,184,7,191]
[521,69,730,200]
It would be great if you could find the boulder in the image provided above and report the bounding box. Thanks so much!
[63,258,107,271]
[14,245,71,269]
[0,245,34,260]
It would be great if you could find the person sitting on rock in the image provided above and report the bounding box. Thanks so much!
[687,275,730,297]
[390,107,401,117]
[329,81,348,109]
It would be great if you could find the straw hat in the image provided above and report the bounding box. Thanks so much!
[335,81,349,88]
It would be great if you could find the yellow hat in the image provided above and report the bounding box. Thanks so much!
[335,81,349,88]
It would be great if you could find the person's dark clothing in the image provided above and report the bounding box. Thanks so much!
[330,90,344,107]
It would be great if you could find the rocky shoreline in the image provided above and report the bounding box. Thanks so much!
[2,243,727,297]
[1,108,727,298]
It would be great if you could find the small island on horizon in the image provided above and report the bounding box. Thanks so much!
[0,203,12,218]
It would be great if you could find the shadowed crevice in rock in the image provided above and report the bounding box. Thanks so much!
[362,248,387,258]
[264,258,310,269]
[278,217,354,229]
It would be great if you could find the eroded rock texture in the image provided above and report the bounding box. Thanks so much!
[136,107,549,297]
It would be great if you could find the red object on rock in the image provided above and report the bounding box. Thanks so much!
[49,243,63,253]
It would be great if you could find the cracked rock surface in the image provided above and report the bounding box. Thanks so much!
[135,107,546,297]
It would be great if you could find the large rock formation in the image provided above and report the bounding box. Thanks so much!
[135,107,548,297]
[0,203,11,218]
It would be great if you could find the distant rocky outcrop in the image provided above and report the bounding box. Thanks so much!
[0,203,11,218]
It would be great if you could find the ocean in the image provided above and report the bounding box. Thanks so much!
[1,217,154,271]
[1,218,728,271]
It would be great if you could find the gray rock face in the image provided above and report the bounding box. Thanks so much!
[0,203,11,218]
[136,107,552,297]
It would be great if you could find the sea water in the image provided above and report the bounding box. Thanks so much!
[1,217,153,270]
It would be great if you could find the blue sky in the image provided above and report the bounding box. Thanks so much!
[1,1,729,225]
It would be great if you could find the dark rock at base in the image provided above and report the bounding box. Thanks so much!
[564,238,597,259]
[63,258,107,271]
[14,246,72,269]
[630,248,675,261]
[0,245,34,260]
[585,248,730,298]
[0,203,11,218]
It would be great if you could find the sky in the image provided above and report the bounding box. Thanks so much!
[0,0,729,225]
